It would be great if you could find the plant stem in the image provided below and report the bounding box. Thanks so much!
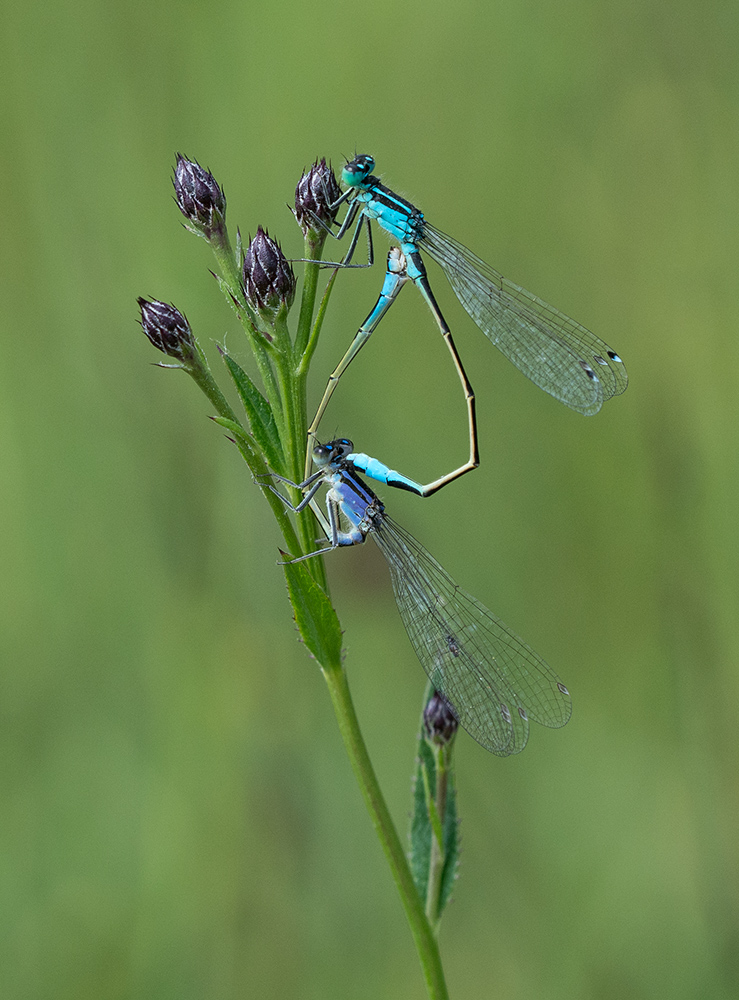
[186,343,241,423]
[272,338,322,567]
[298,267,339,377]
[183,193,451,995]
[294,235,325,357]
[322,664,450,1000]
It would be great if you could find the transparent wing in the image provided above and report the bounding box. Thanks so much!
[371,515,572,756]
[420,222,628,415]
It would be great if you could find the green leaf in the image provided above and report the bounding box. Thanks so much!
[410,737,436,900]
[438,761,459,914]
[220,349,283,471]
[213,272,244,318]
[211,415,256,450]
[282,555,343,670]
[409,722,460,920]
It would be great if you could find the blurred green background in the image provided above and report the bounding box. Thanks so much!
[2,0,738,997]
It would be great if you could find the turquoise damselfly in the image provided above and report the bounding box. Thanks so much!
[307,155,627,487]
[267,438,571,756]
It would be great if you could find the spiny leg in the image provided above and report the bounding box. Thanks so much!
[293,205,374,270]
[260,470,325,513]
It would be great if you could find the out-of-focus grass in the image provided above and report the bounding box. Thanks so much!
[1,0,738,997]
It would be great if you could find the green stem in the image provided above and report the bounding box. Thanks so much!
[280,234,332,591]
[297,267,339,377]
[322,665,450,1000]
[186,343,240,424]
[294,233,326,357]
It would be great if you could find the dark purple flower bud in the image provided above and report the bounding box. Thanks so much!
[173,154,226,238]
[423,691,459,746]
[137,297,195,361]
[243,227,296,315]
[294,158,341,237]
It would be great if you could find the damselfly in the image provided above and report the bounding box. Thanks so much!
[308,155,627,481]
[267,438,572,756]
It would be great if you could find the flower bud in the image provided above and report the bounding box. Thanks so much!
[243,227,296,315]
[137,297,195,361]
[294,158,341,237]
[423,690,459,746]
[173,154,226,238]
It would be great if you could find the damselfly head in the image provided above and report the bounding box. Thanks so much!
[313,438,354,468]
[342,154,375,187]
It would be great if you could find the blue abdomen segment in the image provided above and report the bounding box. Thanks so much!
[348,453,424,496]
[365,255,408,325]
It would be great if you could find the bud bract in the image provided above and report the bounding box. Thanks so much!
[243,227,296,316]
[138,297,196,361]
[294,158,341,237]
[173,154,226,238]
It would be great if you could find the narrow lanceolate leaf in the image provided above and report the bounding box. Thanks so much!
[212,271,261,332]
[410,737,435,898]
[409,733,460,916]
[220,349,283,471]
[437,764,459,915]
[213,272,243,315]
[283,556,343,670]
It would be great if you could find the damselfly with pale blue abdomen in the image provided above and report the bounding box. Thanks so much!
[266,438,572,756]
[304,247,478,492]
[314,154,627,424]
